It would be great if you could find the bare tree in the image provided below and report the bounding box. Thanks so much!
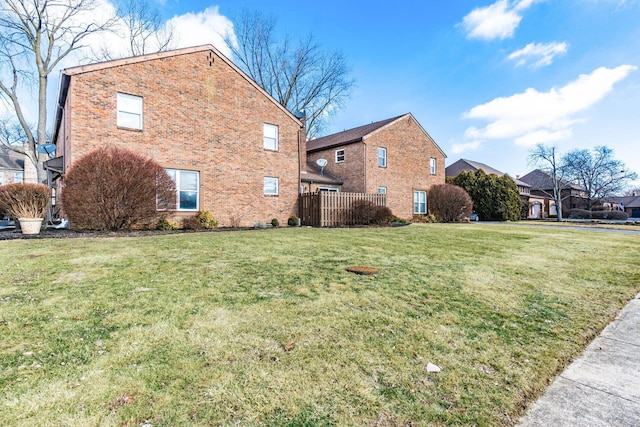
[0,0,115,182]
[528,144,567,221]
[226,10,354,138]
[563,146,637,209]
[92,0,174,61]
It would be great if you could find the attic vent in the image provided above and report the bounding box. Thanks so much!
[207,51,214,67]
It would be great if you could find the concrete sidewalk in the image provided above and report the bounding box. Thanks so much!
[518,293,640,427]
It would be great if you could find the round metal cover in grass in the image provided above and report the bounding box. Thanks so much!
[345,266,380,275]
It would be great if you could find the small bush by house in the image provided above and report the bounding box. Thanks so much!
[183,211,219,230]
[568,209,592,219]
[349,200,394,226]
[428,183,473,223]
[591,210,629,220]
[61,146,176,230]
[0,183,50,219]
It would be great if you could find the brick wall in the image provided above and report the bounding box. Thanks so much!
[60,48,302,227]
[364,115,445,218]
[307,143,366,193]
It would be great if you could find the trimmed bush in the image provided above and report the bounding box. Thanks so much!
[156,216,179,230]
[287,215,299,226]
[373,205,394,225]
[592,210,629,220]
[271,218,279,227]
[61,146,176,230]
[183,211,219,230]
[350,200,377,225]
[568,209,592,219]
[428,183,473,223]
[0,183,50,219]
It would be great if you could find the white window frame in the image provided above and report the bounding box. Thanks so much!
[263,123,279,151]
[377,147,387,167]
[117,93,143,130]
[166,169,199,211]
[414,190,427,214]
[318,187,339,192]
[335,149,345,163]
[264,176,279,196]
[430,157,437,175]
[14,172,23,183]
[377,187,387,194]
[0,171,3,186]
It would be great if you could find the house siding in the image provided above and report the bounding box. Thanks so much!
[307,144,366,193]
[58,48,301,227]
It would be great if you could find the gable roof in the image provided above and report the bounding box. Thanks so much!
[306,113,447,157]
[519,169,584,191]
[52,44,302,145]
[0,148,24,171]
[446,158,530,188]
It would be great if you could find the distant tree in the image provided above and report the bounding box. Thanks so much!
[226,10,354,138]
[428,183,473,222]
[0,0,115,182]
[448,170,520,221]
[528,144,566,221]
[92,0,174,60]
[563,146,637,209]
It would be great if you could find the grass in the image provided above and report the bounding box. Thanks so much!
[1,224,638,426]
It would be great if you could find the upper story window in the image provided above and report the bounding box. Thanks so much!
[377,147,387,167]
[264,176,279,196]
[430,157,437,175]
[335,149,345,163]
[166,169,199,211]
[14,172,23,183]
[117,93,143,130]
[263,123,278,151]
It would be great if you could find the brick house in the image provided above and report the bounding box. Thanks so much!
[50,45,306,227]
[519,169,588,217]
[305,113,446,219]
[0,146,38,186]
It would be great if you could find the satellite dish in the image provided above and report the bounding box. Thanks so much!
[316,158,328,176]
[36,143,56,157]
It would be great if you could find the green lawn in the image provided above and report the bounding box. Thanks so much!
[1,224,638,426]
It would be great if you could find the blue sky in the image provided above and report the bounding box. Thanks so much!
[64,1,640,181]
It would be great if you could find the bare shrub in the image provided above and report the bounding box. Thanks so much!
[568,209,592,219]
[350,200,377,225]
[0,183,50,219]
[592,210,628,220]
[373,205,394,225]
[428,184,473,223]
[61,146,176,230]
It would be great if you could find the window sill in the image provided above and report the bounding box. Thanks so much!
[117,126,143,132]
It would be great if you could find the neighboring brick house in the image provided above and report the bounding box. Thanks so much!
[519,169,588,217]
[50,45,306,227]
[445,158,536,218]
[305,113,446,219]
[0,147,38,186]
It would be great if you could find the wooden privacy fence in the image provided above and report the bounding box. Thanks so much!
[299,191,387,227]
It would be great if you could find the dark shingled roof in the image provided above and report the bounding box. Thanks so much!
[307,115,406,152]
[446,158,530,188]
[519,169,584,191]
[610,195,640,209]
[301,162,344,185]
[0,148,24,171]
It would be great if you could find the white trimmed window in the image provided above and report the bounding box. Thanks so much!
[414,190,427,214]
[117,93,143,129]
[264,176,279,195]
[319,187,339,192]
[377,187,387,194]
[335,149,345,163]
[377,147,387,167]
[14,172,23,183]
[263,123,278,151]
[166,169,199,211]
[0,172,3,185]
[430,157,437,175]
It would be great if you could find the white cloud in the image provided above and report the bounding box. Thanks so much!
[461,0,544,40]
[168,6,236,58]
[463,65,637,146]
[451,140,483,154]
[508,42,568,68]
